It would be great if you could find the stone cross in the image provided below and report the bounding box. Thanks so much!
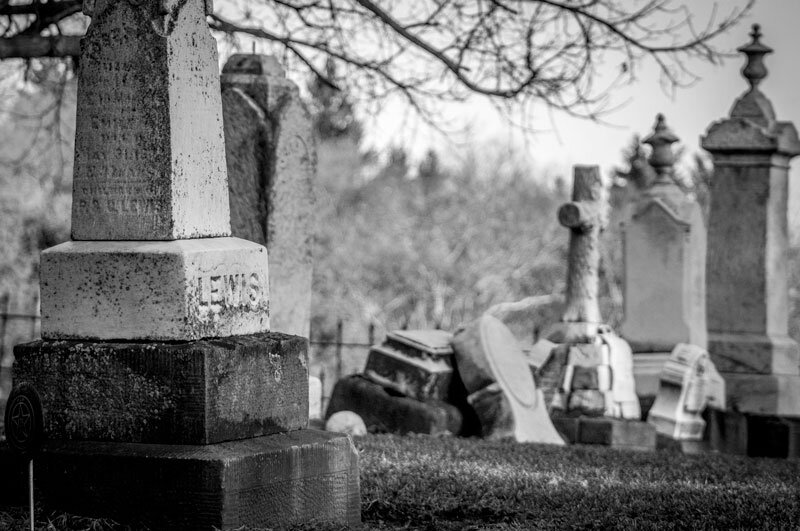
[702,24,800,416]
[557,165,607,325]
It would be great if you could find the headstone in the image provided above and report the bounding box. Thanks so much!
[647,343,725,441]
[221,54,315,338]
[363,329,454,402]
[1,2,359,528]
[450,314,565,444]
[620,115,707,352]
[701,24,800,418]
[536,166,641,421]
[619,115,707,397]
[325,374,465,436]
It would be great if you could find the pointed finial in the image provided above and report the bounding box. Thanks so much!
[643,113,678,182]
[738,23,773,90]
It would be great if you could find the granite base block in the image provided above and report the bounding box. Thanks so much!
[0,429,360,530]
[326,375,466,436]
[705,408,800,458]
[552,416,656,451]
[721,372,800,416]
[12,333,308,444]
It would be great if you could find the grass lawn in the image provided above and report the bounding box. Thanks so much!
[2,434,799,530]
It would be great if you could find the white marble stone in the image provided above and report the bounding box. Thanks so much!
[71,0,230,240]
[41,237,269,341]
[325,411,367,436]
[309,376,323,421]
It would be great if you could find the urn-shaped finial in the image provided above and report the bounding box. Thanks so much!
[643,113,678,182]
[738,24,773,90]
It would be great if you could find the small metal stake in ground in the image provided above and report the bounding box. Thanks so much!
[4,383,44,531]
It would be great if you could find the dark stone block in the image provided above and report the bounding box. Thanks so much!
[0,429,360,530]
[12,332,308,444]
[364,345,453,401]
[326,375,465,436]
[705,409,800,459]
[552,415,656,451]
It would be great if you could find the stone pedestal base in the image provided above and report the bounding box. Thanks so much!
[705,409,800,458]
[13,333,308,444]
[41,238,270,341]
[552,416,656,451]
[0,430,360,530]
[709,333,799,375]
[632,352,671,397]
[326,375,470,436]
[722,372,800,416]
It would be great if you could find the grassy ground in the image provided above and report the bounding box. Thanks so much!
[2,434,799,530]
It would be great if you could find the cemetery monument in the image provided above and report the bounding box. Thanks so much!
[0,0,360,528]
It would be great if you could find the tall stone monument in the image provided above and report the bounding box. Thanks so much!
[702,24,800,421]
[620,115,707,396]
[222,54,315,338]
[0,1,360,528]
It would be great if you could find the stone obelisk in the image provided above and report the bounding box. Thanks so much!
[1,0,360,527]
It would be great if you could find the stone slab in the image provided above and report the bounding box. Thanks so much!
[364,345,453,401]
[12,333,307,444]
[71,0,231,240]
[325,375,466,436]
[552,416,656,451]
[705,408,800,458]
[721,372,800,416]
[0,430,360,530]
[222,54,315,338]
[386,329,454,357]
[709,332,799,375]
[40,238,269,341]
[632,352,671,397]
[452,315,564,444]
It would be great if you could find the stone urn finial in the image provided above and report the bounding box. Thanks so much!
[738,24,773,91]
[643,113,678,184]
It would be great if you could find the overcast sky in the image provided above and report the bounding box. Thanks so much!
[362,1,800,213]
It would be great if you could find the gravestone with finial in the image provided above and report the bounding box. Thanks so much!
[0,0,360,527]
[536,165,655,450]
[619,114,708,398]
[700,24,800,457]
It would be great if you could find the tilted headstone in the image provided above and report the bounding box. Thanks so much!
[364,329,454,402]
[647,343,725,440]
[451,314,565,444]
[701,24,800,417]
[620,114,707,353]
[2,2,360,528]
[537,166,641,420]
[221,54,315,338]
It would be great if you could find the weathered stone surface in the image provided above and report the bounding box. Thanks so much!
[702,26,800,381]
[705,408,800,458]
[12,333,307,444]
[222,54,315,338]
[552,416,656,451]
[621,198,707,352]
[0,430,361,530]
[326,375,465,436]
[647,343,726,441]
[72,0,230,240]
[452,315,564,444]
[364,345,453,401]
[40,237,269,341]
[386,329,454,356]
[620,114,707,353]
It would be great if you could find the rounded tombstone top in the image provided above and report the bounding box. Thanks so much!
[737,24,773,90]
